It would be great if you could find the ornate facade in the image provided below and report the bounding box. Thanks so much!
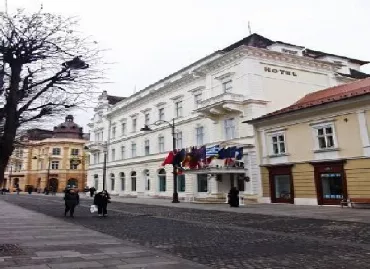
[3,115,89,192]
[87,33,369,201]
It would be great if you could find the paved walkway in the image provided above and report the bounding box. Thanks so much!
[0,199,208,269]
[81,194,370,223]
[26,192,370,223]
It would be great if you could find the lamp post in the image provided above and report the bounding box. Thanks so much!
[141,118,179,203]
[84,141,107,191]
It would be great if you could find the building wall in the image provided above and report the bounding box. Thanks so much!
[87,44,354,198]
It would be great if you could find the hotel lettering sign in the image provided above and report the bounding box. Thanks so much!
[264,67,297,77]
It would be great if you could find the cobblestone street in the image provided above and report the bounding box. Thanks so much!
[2,194,370,269]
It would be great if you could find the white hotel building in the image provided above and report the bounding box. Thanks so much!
[87,33,369,202]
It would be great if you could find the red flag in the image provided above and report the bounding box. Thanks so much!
[162,151,174,166]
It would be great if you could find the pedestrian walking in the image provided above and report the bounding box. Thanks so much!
[228,187,239,207]
[93,190,111,217]
[89,186,96,198]
[64,188,79,218]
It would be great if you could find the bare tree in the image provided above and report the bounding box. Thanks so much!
[0,8,102,185]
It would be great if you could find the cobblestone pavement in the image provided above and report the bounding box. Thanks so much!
[2,194,370,269]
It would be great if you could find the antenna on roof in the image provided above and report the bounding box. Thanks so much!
[133,85,137,94]
[4,0,8,14]
[248,21,252,35]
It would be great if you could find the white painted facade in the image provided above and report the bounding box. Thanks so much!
[87,38,365,201]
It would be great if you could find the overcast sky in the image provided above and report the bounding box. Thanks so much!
[3,0,370,129]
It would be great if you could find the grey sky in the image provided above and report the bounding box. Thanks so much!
[3,0,370,129]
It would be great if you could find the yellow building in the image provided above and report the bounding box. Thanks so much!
[3,115,89,192]
[246,78,370,206]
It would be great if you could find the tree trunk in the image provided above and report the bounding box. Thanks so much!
[0,63,22,186]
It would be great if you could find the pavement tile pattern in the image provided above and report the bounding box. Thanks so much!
[3,194,370,268]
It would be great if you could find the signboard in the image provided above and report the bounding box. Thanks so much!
[264,67,297,77]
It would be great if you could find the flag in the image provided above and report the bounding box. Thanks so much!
[235,147,243,160]
[218,148,226,159]
[162,151,174,166]
[206,145,220,157]
[173,149,186,167]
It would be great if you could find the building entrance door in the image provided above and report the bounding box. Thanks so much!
[268,165,294,204]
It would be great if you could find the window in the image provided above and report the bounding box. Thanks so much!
[316,126,335,149]
[196,126,204,146]
[51,161,59,170]
[93,153,98,164]
[94,174,99,189]
[158,169,166,192]
[71,149,79,156]
[175,131,182,149]
[131,171,136,191]
[121,123,127,136]
[120,172,125,191]
[158,107,165,121]
[194,93,202,108]
[111,148,116,161]
[197,174,208,192]
[224,118,236,140]
[175,100,183,118]
[131,143,137,157]
[70,163,78,170]
[222,80,232,92]
[144,170,150,191]
[145,113,150,126]
[132,118,137,132]
[158,136,165,153]
[144,140,150,156]
[177,174,185,192]
[121,146,125,159]
[52,148,61,155]
[111,126,116,139]
[271,133,286,155]
[110,173,115,191]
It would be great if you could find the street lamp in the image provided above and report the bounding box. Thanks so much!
[140,118,180,203]
[84,141,107,191]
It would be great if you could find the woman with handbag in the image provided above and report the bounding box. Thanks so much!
[64,188,80,217]
[93,190,111,217]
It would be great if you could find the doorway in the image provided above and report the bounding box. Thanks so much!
[268,165,294,204]
[49,178,59,192]
[312,161,346,205]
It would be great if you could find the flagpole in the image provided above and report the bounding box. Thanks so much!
[4,0,7,14]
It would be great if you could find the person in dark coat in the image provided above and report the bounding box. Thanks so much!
[93,190,111,217]
[228,187,239,207]
[64,188,79,217]
[89,187,96,198]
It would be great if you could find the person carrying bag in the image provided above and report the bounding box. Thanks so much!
[93,190,111,217]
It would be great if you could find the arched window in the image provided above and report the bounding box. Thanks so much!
[110,173,115,191]
[177,174,185,192]
[94,174,99,189]
[144,169,150,191]
[131,171,136,191]
[158,169,166,192]
[120,172,125,191]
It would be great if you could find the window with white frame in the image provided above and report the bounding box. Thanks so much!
[51,161,59,170]
[144,139,150,155]
[52,148,61,155]
[158,135,165,153]
[194,92,202,108]
[224,118,236,140]
[270,133,286,155]
[71,149,79,156]
[175,131,183,149]
[158,107,165,121]
[315,125,335,149]
[175,100,183,118]
[131,143,137,157]
[222,80,232,92]
[145,113,150,126]
[111,148,116,161]
[111,126,116,139]
[121,122,127,136]
[196,126,204,146]
[121,146,125,159]
[132,118,137,132]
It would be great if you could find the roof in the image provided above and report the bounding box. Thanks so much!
[246,78,370,124]
[107,95,126,105]
[337,68,370,79]
[222,33,370,65]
